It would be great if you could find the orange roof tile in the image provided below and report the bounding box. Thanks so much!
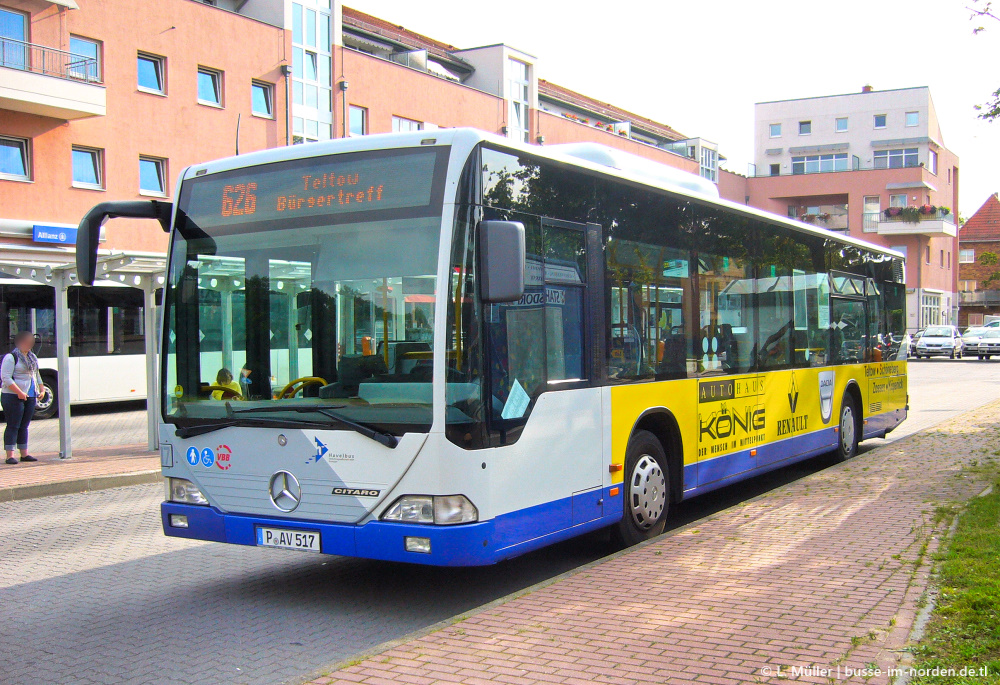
[538,79,686,141]
[961,193,1000,241]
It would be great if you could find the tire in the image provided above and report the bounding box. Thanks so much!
[612,430,670,548]
[979,355,985,360]
[832,393,860,462]
[33,376,57,420]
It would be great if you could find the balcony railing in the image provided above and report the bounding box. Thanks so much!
[880,207,955,225]
[1,37,101,83]
[748,160,926,178]
[960,290,1000,306]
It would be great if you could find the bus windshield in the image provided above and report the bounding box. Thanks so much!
[163,146,449,434]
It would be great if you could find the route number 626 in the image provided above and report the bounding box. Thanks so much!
[221,182,258,217]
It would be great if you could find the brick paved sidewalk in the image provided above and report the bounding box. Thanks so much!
[307,403,1000,685]
[0,445,158,501]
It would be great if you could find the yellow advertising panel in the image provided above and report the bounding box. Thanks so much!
[609,362,907,485]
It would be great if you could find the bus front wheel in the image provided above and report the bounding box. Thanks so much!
[34,376,57,420]
[612,430,669,548]
[833,394,859,462]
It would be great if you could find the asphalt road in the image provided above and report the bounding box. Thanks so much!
[1,358,997,685]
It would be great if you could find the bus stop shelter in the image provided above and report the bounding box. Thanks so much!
[0,248,166,459]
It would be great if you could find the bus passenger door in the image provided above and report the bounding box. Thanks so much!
[485,216,604,532]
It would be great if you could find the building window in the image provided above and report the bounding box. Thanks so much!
[0,8,27,70]
[905,111,919,127]
[197,67,223,106]
[137,52,165,94]
[874,114,887,129]
[863,196,880,232]
[874,148,919,169]
[791,153,848,174]
[139,156,166,196]
[798,120,811,135]
[251,81,273,118]
[69,35,101,82]
[291,1,333,140]
[929,149,938,175]
[0,136,30,181]
[940,250,945,267]
[889,194,908,208]
[921,293,941,326]
[925,246,930,265]
[71,146,103,190]
[959,280,977,292]
[769,123,781,138]
[700,147,718,183]
[835,117,848,132]
[349,105,367,136]
[391,116,422,133]
[959,248,976,263]
[770,163,780,176]
[948,251,951,269]
[507,58,530,143]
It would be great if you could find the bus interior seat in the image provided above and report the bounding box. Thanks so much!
[319,354,389,398]
[389,341,431,374]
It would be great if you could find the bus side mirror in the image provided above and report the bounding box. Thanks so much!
[77,200,172,285]
[478,220,525,303]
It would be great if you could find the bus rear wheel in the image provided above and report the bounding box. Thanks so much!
[33,377,57,420]
[612,430,669,548]
[832,393,859,462]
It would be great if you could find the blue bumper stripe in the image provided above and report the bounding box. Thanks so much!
[162,485,625,567]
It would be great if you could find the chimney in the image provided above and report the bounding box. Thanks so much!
[861,85,874,93]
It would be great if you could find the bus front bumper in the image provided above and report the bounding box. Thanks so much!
[161,502,499,566]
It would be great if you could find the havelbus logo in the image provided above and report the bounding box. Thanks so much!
[331,487,380,497]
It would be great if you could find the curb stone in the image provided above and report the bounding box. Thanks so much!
[0,469,162,502]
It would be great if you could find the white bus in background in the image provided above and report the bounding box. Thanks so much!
[0,279,150,418]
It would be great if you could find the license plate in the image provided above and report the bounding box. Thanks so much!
[256,527,321,552]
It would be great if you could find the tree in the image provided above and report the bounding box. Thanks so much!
[978,251,1000,286]
[969,0,1000,120]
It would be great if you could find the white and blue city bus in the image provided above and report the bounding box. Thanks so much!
[77,128,908,566]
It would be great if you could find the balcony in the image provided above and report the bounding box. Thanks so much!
[0,38,105,119]
[960,290,1000,306]
[877,206,956,237]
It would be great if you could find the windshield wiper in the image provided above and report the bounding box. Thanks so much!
[173,415,330,439]
[227,405,399,448]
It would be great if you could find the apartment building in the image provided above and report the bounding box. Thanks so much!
[0,0,289,256]
[721,86,960,332]
[957,193,1000,326]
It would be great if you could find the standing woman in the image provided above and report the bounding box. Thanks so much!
[1,331,46,465]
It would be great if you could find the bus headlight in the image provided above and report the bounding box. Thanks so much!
[165,478,209,505]
[381,495,478,525]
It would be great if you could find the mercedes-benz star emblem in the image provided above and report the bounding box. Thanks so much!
[268,471,302,512]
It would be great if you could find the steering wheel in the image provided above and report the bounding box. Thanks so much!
[277,376,328,399]
[207,385,242,400]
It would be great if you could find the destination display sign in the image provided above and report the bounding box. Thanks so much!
[182,147,445,227]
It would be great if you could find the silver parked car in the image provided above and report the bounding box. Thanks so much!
[977,329,1000,359]
[963,327,987,349]
[914,325,964,359]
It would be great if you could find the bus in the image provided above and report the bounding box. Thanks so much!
[77,128,908,565]
[0,280,149,418]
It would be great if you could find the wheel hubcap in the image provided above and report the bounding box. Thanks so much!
[629,454,666,530]
[841,406,855,454]
[36,387,53,411]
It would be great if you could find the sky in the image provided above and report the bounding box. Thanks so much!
[345,0,999,218]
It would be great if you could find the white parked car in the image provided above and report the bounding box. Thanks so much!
[914,325,964,359]
[977,329,1000,359]
[963,327,987,349]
